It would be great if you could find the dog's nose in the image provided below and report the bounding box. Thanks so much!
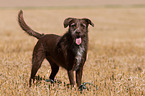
[76,31,81,36]
[76,31,80,34]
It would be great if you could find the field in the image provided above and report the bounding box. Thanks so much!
[0,6,145,96]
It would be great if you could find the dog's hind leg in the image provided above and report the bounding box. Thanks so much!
[29,46,45,87]
[46,58,59,81]
[49,64,59,81]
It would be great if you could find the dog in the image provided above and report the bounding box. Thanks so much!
[18,10,94,89]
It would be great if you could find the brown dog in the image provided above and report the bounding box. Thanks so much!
[18,10,94,89]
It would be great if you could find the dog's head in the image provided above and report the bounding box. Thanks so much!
[64,18,94,45]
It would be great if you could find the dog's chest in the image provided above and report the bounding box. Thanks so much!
[74,46,85,70]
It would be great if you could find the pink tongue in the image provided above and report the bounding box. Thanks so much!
[76,38,81,45]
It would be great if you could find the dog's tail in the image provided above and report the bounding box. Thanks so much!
[18,10,44,39]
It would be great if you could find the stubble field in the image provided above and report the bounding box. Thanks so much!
[0,6,145,95]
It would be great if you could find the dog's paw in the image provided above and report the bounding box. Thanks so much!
[45,79,54,83]
[79,82,97,91]
[79,84,87,91]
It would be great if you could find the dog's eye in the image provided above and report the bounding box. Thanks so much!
[71,23,76,27]
[81,24,86,28]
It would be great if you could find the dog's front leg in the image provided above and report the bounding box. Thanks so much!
[67,70,75,86]
[76,67,83,87]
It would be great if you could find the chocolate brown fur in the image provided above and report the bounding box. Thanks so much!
[18,10,94,88]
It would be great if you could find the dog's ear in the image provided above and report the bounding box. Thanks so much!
[64,18,74,28]
[82,18,94,27]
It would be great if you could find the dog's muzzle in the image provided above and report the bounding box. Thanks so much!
[73,28,82,45]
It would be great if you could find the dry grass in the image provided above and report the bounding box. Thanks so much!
[0,7,145,95]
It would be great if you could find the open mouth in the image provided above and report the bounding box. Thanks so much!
[75,37,81,45]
